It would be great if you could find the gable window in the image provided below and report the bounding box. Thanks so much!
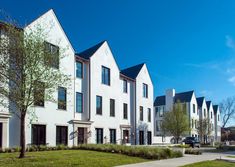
[109,129,116,144]
[110,99,115,117]
[96,96,102,115]
[143,83,148,98]
[148,108,151,122]
[76,61,83,78]
[56,126,68,145]
[123,103,128,119]
[218,114,220,121]
[140,106,143,121]
[123,79,128,93]
[102,66,110,85]
[76,92,83,113]
[44,41,59,69]
[211,111,212,119]
[204,109,206,117]
[193,104,196,113]
[58,87,66,110]
[34,81,45,107]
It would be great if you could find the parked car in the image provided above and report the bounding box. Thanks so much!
[183,137,200,148]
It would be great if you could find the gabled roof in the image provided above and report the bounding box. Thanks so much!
[213,105,219,114]
[154,96,165,106]
[174,91,194,103]
[76,41,105,60]
[120,63,145,79]
[196,97,205,107]
[206,101,212,110]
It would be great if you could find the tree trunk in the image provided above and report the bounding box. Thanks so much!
[19,111,26,158]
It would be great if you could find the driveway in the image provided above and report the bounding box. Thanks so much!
[116,151,235,167]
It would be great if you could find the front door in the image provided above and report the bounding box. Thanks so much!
[147,131,152,145]
[32,124,46,145]
[0,123,2,148]
[78,128,87,144]
[139,130,144,145]
[123,130,129,144]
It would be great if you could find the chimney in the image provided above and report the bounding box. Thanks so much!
[165,89,175,111]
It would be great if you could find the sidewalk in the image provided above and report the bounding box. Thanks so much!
[116,152,235,167]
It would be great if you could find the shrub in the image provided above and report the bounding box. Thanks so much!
[185,149,202,155]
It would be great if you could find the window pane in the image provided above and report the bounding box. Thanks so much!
[102,66,110,85]
[76,61,83,78]
[96,96,102,115]
[34,81,45,107]
[76,92,83,113]
[123,103,128,119]
[110,99,115,117]
[44,41,59,69]
[143,83,148,98]
[148,108,151,122]
[58,87,66,110]
[140,106,143,121]
[123,80,127,93]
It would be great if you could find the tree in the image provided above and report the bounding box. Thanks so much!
[161,101,190,143]
[0,20,70,158]
[220,97,235,128]
[196,118,210,143]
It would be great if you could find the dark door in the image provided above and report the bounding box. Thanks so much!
[147,131,152,145]
[139,130,144,145]
[0,123,2,148]
[123,130,129,144]
[32,125,46,145]
[56,126,68,145]
[78,127,87,144]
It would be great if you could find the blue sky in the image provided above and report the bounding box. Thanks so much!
[2,0,235,104]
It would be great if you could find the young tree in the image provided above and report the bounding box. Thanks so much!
[196,118,210,143]
[220,96,235,128]
[161,101,190,143]
[0,21,70,158]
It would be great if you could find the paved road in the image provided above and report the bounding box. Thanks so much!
[116,151,235,167]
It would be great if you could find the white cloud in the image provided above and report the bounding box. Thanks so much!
[226,35,235,49]
[228,76,235,86]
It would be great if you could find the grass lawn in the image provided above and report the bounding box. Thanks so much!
[0,150,148,167]
[181,160,235,167]
[227,156,235,158]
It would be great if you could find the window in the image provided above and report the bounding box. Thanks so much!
[58,87,67,110]
[143,83,148,98]
[193,104,196,113]
[211,111,212,119]
[156,121,159,131]
[96,96,102,115]
[110,99,115,117]
[159,106,164,117]
[32,125,46,146]
[34,81,45,107]
[140,106,143,121]
[96,128,103,144]
[204,109,206,117]
[148,108,151,122]
[123,103,128,119]
[44,41,59,69]
[76,61,83,78]
[218,114,220,121]
[56,126,68,145]
[102,66,110,85]
[76,92,83,113]
[109,129,116,144]
[123,79,128,93]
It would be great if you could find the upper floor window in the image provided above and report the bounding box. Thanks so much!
[204,109,206,117]
[34,81,45,107]
[44,41,59,69]
[123,103,128,119]
[123,79,128,93]
[218,114,220,121]
[58,87,66,110]
[159,106,164,117]
[110,99,115,117]
[76,92,83,113]
[96,96,102,115]
[193,104,196,113]
[211,111,213,119]
[76,61,83,78]
[148,108,151,122]
[102,66,110,85]
[143,83,148,98]
[140,106,143,121]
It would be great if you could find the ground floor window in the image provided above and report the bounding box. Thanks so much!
[147,131,152,145]
[123,130,129,144]
[109,129,116,144]
[56,126,68,145]
[96,128,103,144]
[0,123,2,148]
[32,124,46,145]
[78,127,88,144]
[139,130,144,145]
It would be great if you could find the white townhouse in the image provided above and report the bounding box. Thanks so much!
[154,89,199,144]
[206,101,215,142]
[213,105,221,142]
[0,9,154,148]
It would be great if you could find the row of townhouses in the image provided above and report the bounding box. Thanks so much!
[0,9,220,148]
[154,89,221,144]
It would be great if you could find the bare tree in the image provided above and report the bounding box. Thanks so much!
[0,19,70,158]
[220,97,235,128]
[196,118,211,144]
[162,101,190,143]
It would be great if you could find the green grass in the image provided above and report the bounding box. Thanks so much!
[181,160,235,167]
[0,150,148,167]
[227,156,235,158]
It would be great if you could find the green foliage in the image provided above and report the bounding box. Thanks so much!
[184,149,202,155]
[161,101,190,143]
[196,118,211,143]
[216,145,235,151]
